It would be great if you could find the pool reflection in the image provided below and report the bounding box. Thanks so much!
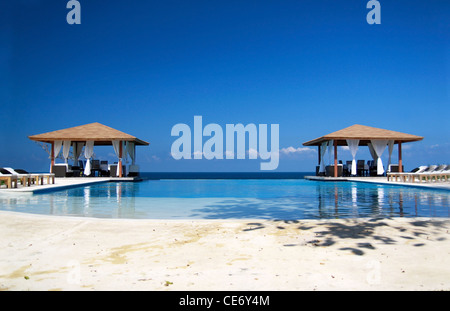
[0,180,449,219]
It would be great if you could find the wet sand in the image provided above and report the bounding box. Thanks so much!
[0,211,449,291]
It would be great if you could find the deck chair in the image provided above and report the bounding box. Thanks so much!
[14,169,55,185]
[425,164,449,182]
[439,165,450,182]
[0,168,18,188]
[387,165,427,182]
[2,167,32,186]
[415,165,438,182]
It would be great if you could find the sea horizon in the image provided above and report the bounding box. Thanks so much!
[133,171,314,180]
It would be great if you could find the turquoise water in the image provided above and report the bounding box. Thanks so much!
[0,179,449,219]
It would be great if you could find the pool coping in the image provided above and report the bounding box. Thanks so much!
[1,175,449,195]
[305,176,450,191]
[0,177,142,194]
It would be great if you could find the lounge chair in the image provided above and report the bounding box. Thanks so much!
[0,168,18,188]
[14,168,55,185]
[424,165,449,182]
[415,165,438,182]
[387,165,427,182]
[2,167,32,186]
[440,165,450,182]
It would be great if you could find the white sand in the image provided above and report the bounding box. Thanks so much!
[0,211,449,291]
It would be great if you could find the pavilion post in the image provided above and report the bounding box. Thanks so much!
[334,140,338,177]
[398,141,403,173]
[118,141,123,178]
[50,141,55,173]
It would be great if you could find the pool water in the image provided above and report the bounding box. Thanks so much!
[0,179,449,219]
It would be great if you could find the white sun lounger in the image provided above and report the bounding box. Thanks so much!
[5,168,55,185]
[388,165,450,183]
[0,169,19,188]
[2,167,34,186]
[387,165,428,182]
[425,165,450,182]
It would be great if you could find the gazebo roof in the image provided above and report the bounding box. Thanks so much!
[28,122,150,146]
[303,124,423,146]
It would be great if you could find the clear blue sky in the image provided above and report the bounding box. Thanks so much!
[1,0,449,172]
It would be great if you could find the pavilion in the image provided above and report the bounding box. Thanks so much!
[28,122,149,177]
[302,124,423,177]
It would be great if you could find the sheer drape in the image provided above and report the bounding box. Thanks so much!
[127,142,135,165]
[387,140,394,171]
[346,139,360,175]
[327,140,334,165]
[370,140,389,175]
[53,141,63,159]
[72,142,84,165]
[63,140,71,163]
[319,141,327,173]
[84,141,95,176]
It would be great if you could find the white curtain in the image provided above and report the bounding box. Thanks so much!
[53,140,63,159]
[368,143,377,161]
[63,140,71,163]
[371,140,389,175]
[84,141,95,176]
[122,141,129,163]
[73,142,84,165]
[327,140,334,165]
[346,139,360,175]
[112,140,124,177]
[112,140,121,158]
[127,141,135,165]
[387,140,394,172]
[319,141,327,173]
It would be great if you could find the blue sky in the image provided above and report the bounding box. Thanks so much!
[1,0,449,172]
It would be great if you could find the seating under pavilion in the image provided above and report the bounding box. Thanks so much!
[28,122,149,177]
[302,124,423,177]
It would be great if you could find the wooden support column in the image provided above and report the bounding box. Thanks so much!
[50,141,55,173]
[118,141,123,178]
[334,140,338,177]
[398,141,403,173]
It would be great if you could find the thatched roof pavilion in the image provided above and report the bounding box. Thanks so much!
[29,122,149,177]
[303,124,423,177]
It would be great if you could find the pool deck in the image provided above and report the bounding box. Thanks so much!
[305,176,450,191]
[0,177,142,194]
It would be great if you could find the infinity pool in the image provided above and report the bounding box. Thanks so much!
[0,179,449,219]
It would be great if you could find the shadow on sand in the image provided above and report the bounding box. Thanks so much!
[238,217,449,256]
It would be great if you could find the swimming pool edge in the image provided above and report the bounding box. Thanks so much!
[305,176,450,191]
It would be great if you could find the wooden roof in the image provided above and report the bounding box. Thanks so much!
[303,124,423,146]
[28,122,149,146]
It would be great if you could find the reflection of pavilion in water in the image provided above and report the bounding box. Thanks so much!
[316,183,450,218]
[45,183,138,218]
[1,182,449,219]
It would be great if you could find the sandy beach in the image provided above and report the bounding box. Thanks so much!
[0,211,449,291]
